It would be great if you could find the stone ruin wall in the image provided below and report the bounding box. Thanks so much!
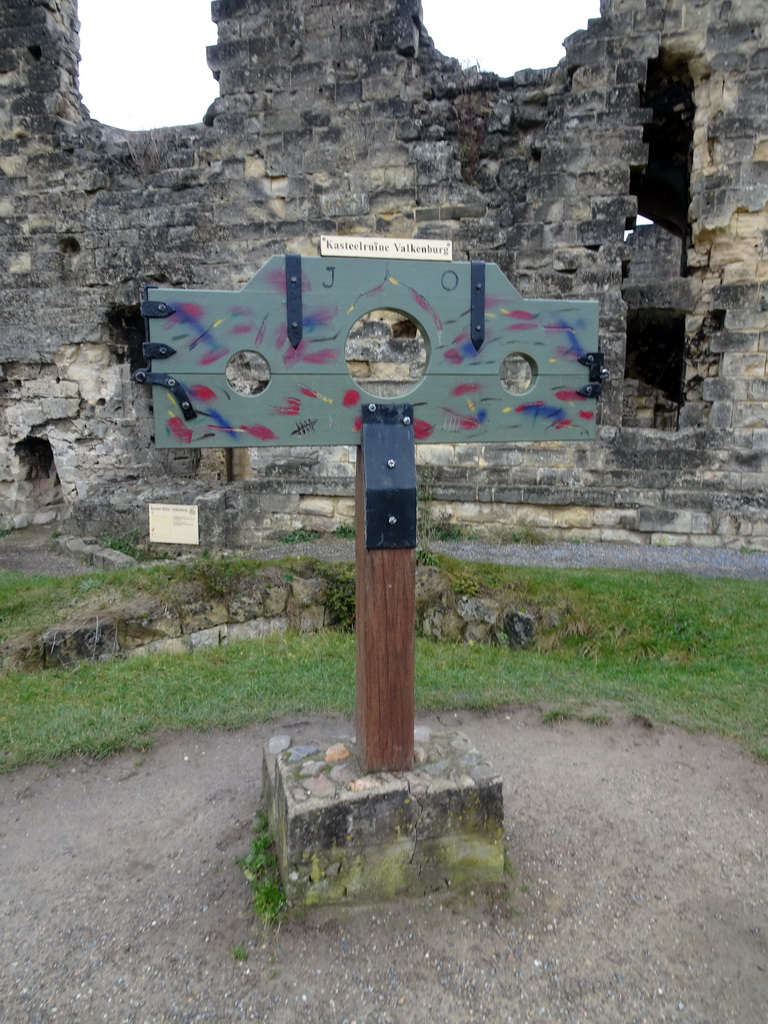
[1,0,767,549]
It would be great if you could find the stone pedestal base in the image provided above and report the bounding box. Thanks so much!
[262,727,504,906]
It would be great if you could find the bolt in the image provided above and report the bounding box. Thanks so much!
[181,402,190,410]
[291,276,298,284]
[387,459,396,468]
[388,515,397,525]
[368,403,376,412]
[402,416,411,425]
[475,283,482,290]
[157,303,167,312]
[475,325,482,332]
[159,347,168,356]
[167,378,176,387]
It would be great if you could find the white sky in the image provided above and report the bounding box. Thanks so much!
[77,0,602,131]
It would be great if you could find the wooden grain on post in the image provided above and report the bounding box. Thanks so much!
[355,451,415,773]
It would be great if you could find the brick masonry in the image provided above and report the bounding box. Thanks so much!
[1,0,767,548]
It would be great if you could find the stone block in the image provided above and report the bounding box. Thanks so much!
[188,625,226,649]
[263,730,504,906]
[228,617,289,642]
[637,508,692,534]
[125,637,192,658]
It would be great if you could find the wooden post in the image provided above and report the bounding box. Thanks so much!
[354,412,416,773]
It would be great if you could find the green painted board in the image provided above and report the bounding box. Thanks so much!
[138,255,600,448]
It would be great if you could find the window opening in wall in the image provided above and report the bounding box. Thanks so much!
[14,437,64,520]
[624,53,694,431]
[77,0,217,130]
[106,306,145,374]
[345,310,428,398]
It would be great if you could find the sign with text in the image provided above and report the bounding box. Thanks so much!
[320,235,452,261]
[149,503,199,545]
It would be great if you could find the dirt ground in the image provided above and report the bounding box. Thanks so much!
[1,528,767,1022]
[1,710,766,1024]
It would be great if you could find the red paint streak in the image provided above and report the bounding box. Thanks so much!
[265,267,313,293]
[413,419,434,440]
[168,417,193,444]
[275,397,301,415]
[555,390,587,402]
[241,424,278,440]
[283,346,338,367]
[516,401,542,413]
[451,383,481,396]
[444,348,463,365]
[504,322,537,331]
[555,419,572,429]
[407,286,443,329]
[190,385,217,402]
[272,324,289,350]
[353,416,362,432]
[343,389,361,407]
[178,302,205,318]
[199,347,229,365]
[299,386,319,398]
[502,309,536,320]
[231,323,254,335]
[579,410,595,420]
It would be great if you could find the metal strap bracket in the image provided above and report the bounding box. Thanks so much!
[285,253,303,349]
[470,260,485,352]
[132,369,197,420]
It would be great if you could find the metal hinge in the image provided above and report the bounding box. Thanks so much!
[132,369,197,420]
[578,352,604,381]
[140,298,176,319]
[142,343,177,359]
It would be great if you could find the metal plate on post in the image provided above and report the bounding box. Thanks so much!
[361,403,416,549]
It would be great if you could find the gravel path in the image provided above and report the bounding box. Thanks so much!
[1,713,766,1024]
[1,526,767,1023]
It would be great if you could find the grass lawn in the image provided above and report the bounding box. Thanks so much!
[1,558,766,771]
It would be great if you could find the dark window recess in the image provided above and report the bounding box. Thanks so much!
[630,53,694,256]
[14,436,63,511]
[106,306,145,373]
[623,309,686,430]
[15,436,54,480]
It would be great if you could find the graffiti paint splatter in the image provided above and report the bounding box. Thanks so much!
[199,347,230,365]
[440,406,488,431]
[167,416,193,445]
[545,321,587,360]
[515,401,571,428]
[190,385,218,402]
[283,344,338,367]
[299,385,334,404]
[274,397,302,416]
[241,424,279,440]
[554,390,589,402]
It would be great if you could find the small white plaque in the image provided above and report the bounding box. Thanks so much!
[320,235,452,261]
[149,503,199,545]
